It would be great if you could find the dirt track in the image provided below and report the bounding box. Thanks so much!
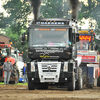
[0,85,100,100]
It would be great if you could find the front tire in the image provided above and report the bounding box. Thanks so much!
[97,76,100,87]
[75,67,83,90]
[28,78,36,90]
[67,73,75,91]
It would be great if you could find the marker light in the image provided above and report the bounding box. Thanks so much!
[41,22,45,24]
[91,30,93,33]
[58,22,61,25]
[93,33,95,35]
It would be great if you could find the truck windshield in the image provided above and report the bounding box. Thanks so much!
[29,29,69,47]
[77,40,89,50]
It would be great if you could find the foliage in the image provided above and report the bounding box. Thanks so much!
[40,0,71,18]
[0,0,31,62]
[78,0,100,29]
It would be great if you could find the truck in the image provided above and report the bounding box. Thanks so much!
[0,42,19,84]
[77,29,100,88]
[22,18,83,91]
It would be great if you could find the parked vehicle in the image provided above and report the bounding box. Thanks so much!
[0,42,19,84]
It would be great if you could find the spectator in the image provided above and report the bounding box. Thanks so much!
[23,63,27,84]
[3,57,13,85]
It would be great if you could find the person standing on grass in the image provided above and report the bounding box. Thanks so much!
[23,63,27,84]
[3,57,13,85]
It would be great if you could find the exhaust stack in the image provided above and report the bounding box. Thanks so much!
[29,0,41,20]
[69,0,80,19]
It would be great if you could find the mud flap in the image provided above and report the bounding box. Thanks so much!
[87,67,94,85]
[80,66,94,87]
[79,66,87,85]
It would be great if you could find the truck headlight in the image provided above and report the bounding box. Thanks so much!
[31,62,35,72]
[63,62,68,72]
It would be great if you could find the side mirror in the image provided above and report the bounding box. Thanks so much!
[72,33,79,43]
[95,45,98,50]
[76,33,79,42]
[22,33,25,41]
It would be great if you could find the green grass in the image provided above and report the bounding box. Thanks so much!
[0,82,4,85]
[0,82,28,85]
[16,82,27,85]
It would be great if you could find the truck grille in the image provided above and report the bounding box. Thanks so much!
[42,64,57,72]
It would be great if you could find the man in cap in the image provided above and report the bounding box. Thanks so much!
[3,57,13,85]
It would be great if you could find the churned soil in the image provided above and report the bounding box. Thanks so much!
[0,85,100,100]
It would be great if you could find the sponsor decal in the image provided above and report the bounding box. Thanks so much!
[77,55,95,62]
[40,55,50,58]
[40,52,49,58]
[77,50,88,54]
[36,50,63,53]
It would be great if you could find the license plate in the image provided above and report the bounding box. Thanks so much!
[45,73,53,76]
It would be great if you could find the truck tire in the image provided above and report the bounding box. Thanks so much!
[97,76,100,87]
[67,73,75,91]
[28,79,36,90]
[36,83,48,90]
[75,67,83,90]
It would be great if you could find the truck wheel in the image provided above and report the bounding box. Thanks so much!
[97,76,100,87]
[28,79,36,90]
[36,83,48,90]
[75,67,83,90]
[67,73,75,91]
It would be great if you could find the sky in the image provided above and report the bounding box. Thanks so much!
[0,0,9,16]
[0,1,5,12]
[0,0,94,29]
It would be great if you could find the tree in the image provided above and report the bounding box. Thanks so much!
[0,0,31,62]
[40,0,71,18]
[78,0,100,52]
[78,0,100,29]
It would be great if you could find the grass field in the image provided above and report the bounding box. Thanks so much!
[0,82,27,85]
